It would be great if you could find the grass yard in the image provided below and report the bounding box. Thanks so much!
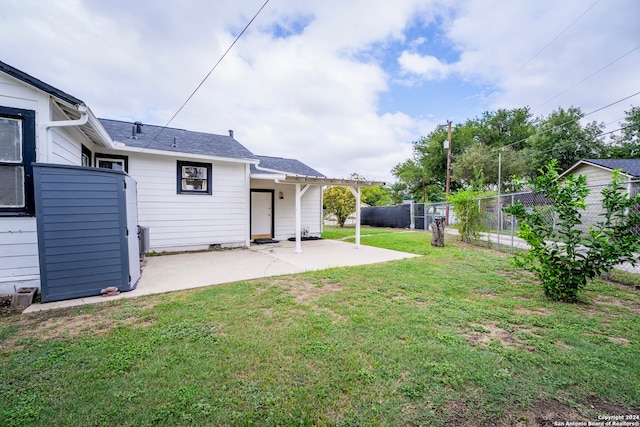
[319,225,404,241]
[1,228,639,426]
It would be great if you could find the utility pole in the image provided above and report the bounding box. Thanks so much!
[445,120,452,224]
[497,149,502,249]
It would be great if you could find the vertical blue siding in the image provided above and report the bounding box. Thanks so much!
[33,164,131,302]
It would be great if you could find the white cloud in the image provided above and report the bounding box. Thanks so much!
[398,51,450,80]
[0,0,638,185]
[443,0,640,124]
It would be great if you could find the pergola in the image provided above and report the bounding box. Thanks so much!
[275,175,386,254]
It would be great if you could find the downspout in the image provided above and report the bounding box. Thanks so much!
[41,104,88,163]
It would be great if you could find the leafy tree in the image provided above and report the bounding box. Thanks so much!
[388,181,407,205]
[451,143,526,192]
[362,185,393,206]
[323,186,355,227]
[393,125,472,202]
[391,155,445,203]
[526,107,605,175]
[347,173,393,206]
[393,108,535,199]
[506,161,640,302]
[607,105,640,158]
[475,107,535,149]
[391,150,432,202]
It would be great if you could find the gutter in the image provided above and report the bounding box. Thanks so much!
[43,104,88,129]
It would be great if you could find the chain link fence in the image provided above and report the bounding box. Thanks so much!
[419,180,640,274]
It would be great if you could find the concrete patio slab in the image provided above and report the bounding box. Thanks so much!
[24,239,419,313]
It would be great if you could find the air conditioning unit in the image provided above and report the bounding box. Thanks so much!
[138,226,150,256]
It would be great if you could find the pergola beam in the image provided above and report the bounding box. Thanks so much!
[271,175,386,254]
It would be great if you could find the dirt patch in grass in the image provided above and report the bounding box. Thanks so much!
[443,398,588,426]
[498,396,639,426]
[466,322,537,351]
[0,299,158,349]
[592,295,640,314]
[514,307,552,316]
[282,279,343,304]
[606,336,630,346]
[576,294,640,318]
[506,399,589,427]
[443,400,474,426]
[442,396,638,427]
[585,396,639,416]
[33,314,118,340]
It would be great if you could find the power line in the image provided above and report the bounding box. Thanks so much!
[533,43,640,111]
[482,0,601,101]
[504,0,600,86]
[498,124,634,166]
[495,90,640,152]
[148,0,271,144]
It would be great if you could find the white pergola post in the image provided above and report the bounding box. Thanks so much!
[348,186,361,249]
[294,183,310,254]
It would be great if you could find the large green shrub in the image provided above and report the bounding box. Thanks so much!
[449,188,489,242]
[323,186,356,227]
[506,161,640,302]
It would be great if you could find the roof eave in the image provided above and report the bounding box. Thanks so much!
[0,60,84,106]
[250,173,288,180]
[85,109,116,149]
[279,176,385,187]
[112,144,259,164]
[559,159,634,180]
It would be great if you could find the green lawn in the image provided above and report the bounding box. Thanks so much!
[1,230,639,426]
[320,225,405,240]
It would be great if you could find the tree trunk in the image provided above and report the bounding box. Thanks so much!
[431,216,446,247]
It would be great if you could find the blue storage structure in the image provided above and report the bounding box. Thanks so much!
[33,164,140,303]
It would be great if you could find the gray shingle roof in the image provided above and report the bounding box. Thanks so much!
[99,119,257,161]
[583,159,640,178]
[251,155,325,178]
[0,60,84,106]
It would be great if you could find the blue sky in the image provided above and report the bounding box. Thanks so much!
[1,0,638,182]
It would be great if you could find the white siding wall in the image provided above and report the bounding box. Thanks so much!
[0,218,40,294]
[572,164,608,211]
[250,180,323,240]
[49,127,83,165]
[568,164,631,232]
[0,74,49,294]
[573,164,618,186]
[129,153,250,252]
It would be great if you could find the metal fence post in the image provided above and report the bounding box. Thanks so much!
[510,194,515,254]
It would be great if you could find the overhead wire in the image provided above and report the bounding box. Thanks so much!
[470,1,637,136]
[490,90,640,152]
[480,0,601,103]
[143,0,271,149]
[533,43,640,111]
[497,124,635,167]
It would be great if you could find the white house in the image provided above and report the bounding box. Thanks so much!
[0,60,381,299]
[559,158,640,233]
[96,119,328,253]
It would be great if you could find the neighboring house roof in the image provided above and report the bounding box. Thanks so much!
[0,60,84,106]
[561,159,640,179]
[99,119,258,161]
[251,155,326,178]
